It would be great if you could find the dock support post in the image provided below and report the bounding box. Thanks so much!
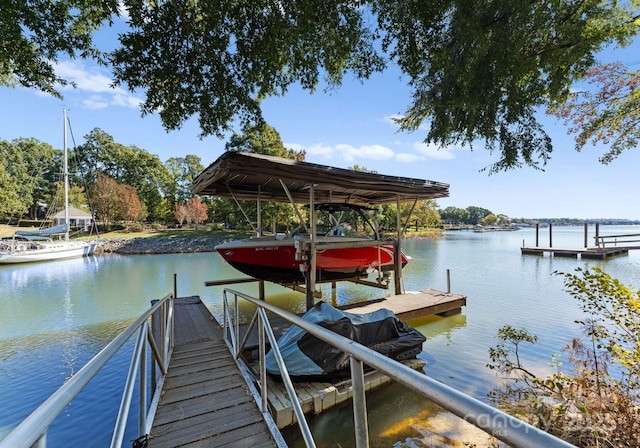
[350,356,369,448]
[306,186,317,311]
[595,223,600,247]
[549,224,553,248]
[447,269,451,294]
[331,281,337,307]
[173,273,177,298]
[535,223,539,247]
[584,222,588,248]
[394,196,403,295]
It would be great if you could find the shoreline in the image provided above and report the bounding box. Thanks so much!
[95,237,226,255]
[94,234,440,255]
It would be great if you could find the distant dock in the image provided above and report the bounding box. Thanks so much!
[521,223,640,260]
[520,246,629,259]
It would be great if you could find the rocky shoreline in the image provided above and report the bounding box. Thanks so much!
[95,237,227,255]
[93,232,440,256]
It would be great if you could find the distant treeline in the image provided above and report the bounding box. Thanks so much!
[511,218,640,226]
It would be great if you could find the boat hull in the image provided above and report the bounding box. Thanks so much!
[0,241,98,264]
[215,236,407,283]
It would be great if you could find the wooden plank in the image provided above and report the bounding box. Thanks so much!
[552,250,579,258]
[151,401,265,448]
[148,297,278,448]
[266,358,426,428]
[346,289,466,321]
[153,387,253,426]
[184,423,278,448]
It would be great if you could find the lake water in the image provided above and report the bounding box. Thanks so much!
[1,226,639,447]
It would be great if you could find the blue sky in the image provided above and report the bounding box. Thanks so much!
[1,26,639,220]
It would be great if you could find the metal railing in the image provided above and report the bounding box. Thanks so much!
[222,288,575,448]
[0,293,175,448]
[595,232,640,248]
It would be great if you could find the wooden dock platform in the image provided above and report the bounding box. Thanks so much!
[148,296,280,448]
[251,289,465,428]
[266,358,426,428]
[347,289,467,321]
[521,246,629,259]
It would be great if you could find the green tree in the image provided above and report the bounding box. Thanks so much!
[6,2,639,171]
[466,206,492,225]
[481,213,498,225]
[0,163,23,218]
[548,62,640,164]
[0,1,118,96]
[0,138,58,220]
[75,129,170,221]
[164,155,205,210]
[223,123,305,232]
[401,200,441,230]
[439,206,471,225]
[110,1,639,172]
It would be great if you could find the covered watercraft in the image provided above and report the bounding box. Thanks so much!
[265,301,426,381]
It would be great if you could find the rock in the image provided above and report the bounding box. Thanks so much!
[94,237,227,255]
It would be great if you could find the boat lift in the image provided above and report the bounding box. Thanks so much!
[193,151,449,310]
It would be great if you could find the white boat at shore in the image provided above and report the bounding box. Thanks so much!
[0,110,97,264]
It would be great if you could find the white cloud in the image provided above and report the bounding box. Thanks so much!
[54,60,142,109]
[306,143,335,157]
[334,144,394,162]
[412,141,456,160]
[294,142,395,163]
[396,152,423,163]
[82,95,110,109]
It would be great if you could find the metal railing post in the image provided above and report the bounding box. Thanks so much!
[258,312,268,413]
[139,324,148,437]
[110,325,147,448]
[350,356,369,448]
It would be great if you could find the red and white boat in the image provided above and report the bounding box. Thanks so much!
[215,204,408,283]
[215,234,407,283]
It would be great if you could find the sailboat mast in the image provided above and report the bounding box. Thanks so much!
[63,109,69,242]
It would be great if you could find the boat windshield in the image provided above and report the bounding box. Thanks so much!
[291,203,381,239]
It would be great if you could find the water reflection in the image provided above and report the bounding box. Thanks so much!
[2,226,639,446]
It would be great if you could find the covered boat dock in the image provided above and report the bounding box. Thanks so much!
[192,151,450,308]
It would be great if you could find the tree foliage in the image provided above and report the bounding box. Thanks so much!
[0,138,59,219]
[0,1,118,96]
[487,268,640,446]
[221,123,305,231]
[560,267,640,388]
[0,163,23,218]
[108,0,639,172]
[75,128,171,221]
[185,197,208,229]
[5,2,638,172]
[90,174,143,226]
[164,155,205,208]
[548,62,640,164]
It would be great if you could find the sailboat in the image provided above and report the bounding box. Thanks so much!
[0,110,98,264]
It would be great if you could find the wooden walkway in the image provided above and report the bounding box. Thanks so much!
[148,297,280,448]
